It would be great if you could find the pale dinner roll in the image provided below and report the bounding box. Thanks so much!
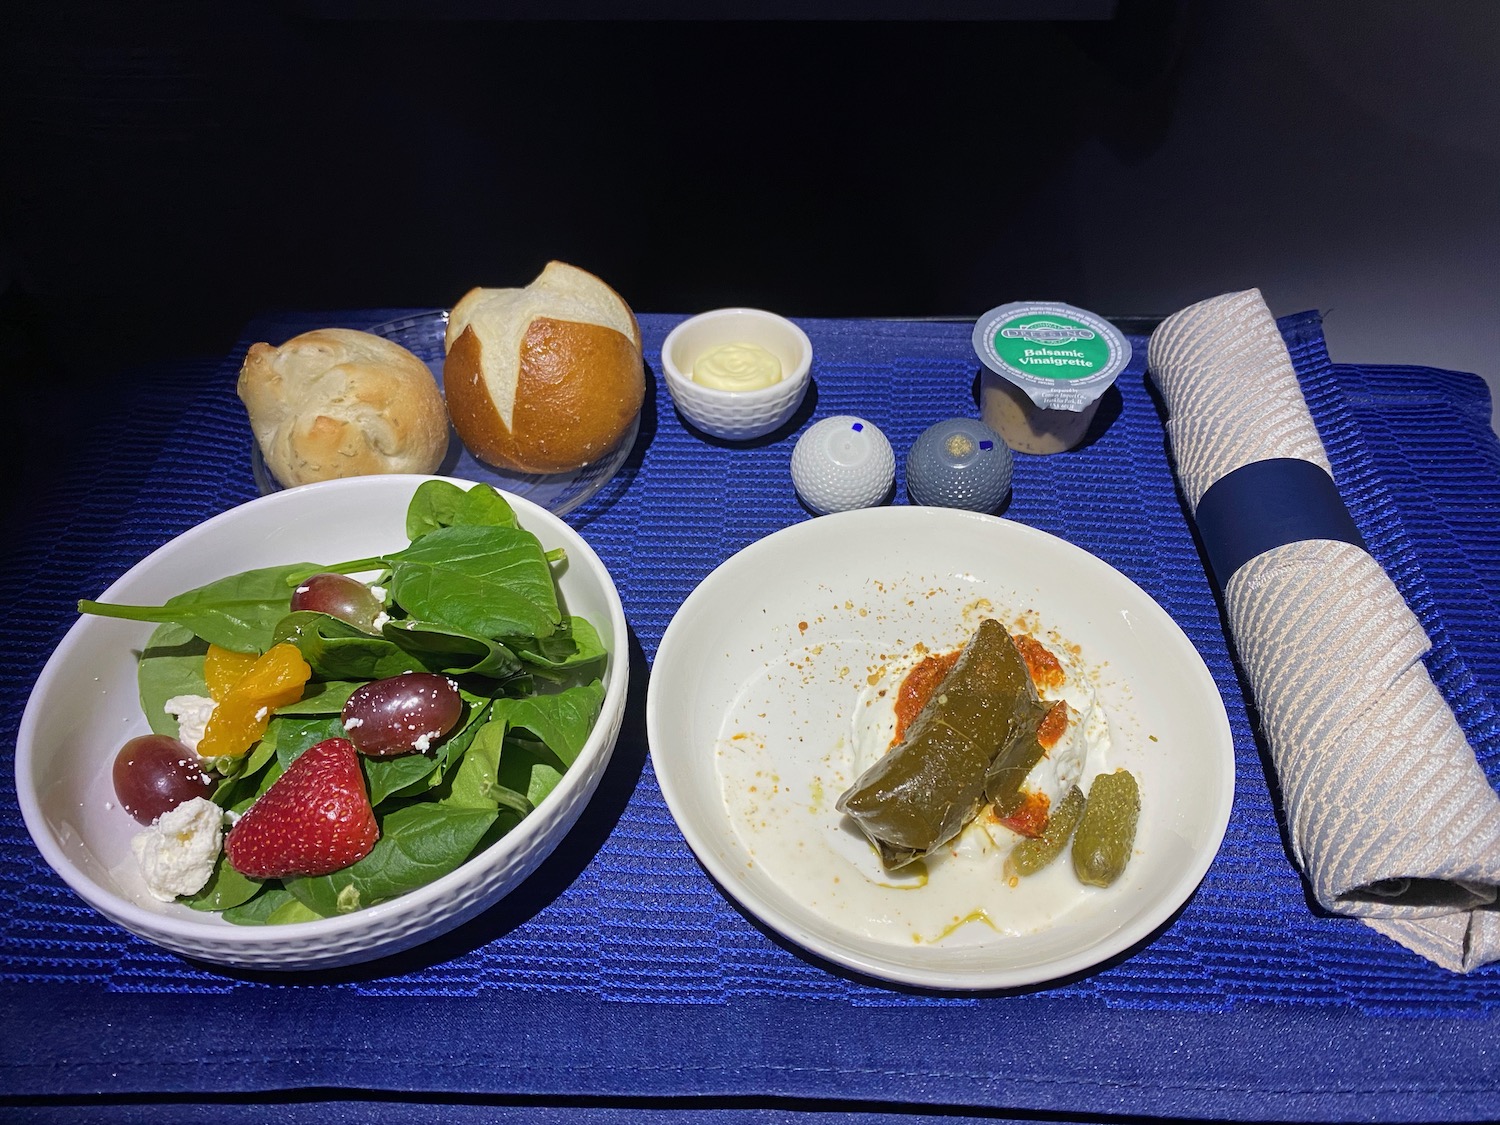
[238,328,450,487]
[444,261,645,473]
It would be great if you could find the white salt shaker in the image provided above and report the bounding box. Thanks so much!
[790,416,895,515]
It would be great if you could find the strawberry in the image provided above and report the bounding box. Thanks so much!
[225,737,378,879]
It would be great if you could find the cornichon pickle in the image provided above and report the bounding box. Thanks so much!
[1006,784,1085,878]
[1071,769,1140,888]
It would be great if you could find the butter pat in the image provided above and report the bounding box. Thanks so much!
[692,341,783,391]
[972,302,1130,454]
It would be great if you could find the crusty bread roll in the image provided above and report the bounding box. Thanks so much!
[443,261,645,473]
[238,328,449,487]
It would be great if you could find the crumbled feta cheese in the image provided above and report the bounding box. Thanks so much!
[163,694,217,753]
[366,585,391,632]
[130,797,225,902]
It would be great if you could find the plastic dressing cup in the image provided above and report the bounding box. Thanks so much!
[972,301,1131,454]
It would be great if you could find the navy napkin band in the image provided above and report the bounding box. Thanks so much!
[1194,457,1368,586]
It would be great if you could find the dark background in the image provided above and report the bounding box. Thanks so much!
[2,1,1497,523]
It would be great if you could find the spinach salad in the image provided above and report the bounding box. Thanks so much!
[80,480,608,925]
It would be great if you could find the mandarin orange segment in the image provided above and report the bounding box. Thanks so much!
[197,643,312,759]
[204,645,261,701]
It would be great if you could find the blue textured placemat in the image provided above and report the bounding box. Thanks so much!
[3,310,1498,1120]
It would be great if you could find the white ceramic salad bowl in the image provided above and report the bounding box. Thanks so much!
[16,475,629,971]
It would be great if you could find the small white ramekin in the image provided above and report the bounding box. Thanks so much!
[660,308,813,441]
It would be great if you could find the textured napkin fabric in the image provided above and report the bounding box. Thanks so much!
[1149,288,1500,971]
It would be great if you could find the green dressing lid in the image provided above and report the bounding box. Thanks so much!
[972,301,1131,411]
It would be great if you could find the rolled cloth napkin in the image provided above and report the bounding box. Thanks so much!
[1149,288,1500,971]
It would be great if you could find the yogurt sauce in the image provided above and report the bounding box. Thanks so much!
[715,615,1114,948]
[692,341,783,391]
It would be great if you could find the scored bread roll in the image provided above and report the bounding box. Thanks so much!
[444,261,645,473]
[238,328,450,487]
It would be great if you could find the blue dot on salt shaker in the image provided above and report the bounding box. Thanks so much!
[906,417,1014,512]
[790,415,896,515]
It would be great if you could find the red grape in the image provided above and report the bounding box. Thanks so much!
[290,572,384,632]
[113,734,214,824]
[341,672,463,757]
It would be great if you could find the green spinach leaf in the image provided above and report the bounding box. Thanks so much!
[515,616,606,676]
[274,611,424,681]
[272,678,365,716]
[387,525,562,641]
[444,721,535,816]
[221,885,299,925]
[405,479,519,538]
[137,622,210,737]
[381,618,522,679]
[488,679,605,768]
[182,852,264,912]
[497,736,567,809]
[363,693,497,806]
[364,752,442,807]
[269,715,348,769]
[282,803,497,916]
[80,563,313,651]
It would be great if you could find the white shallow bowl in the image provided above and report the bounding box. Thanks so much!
[646,507,1234,991]
[660,308,813,440]
[17,474,629,971]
